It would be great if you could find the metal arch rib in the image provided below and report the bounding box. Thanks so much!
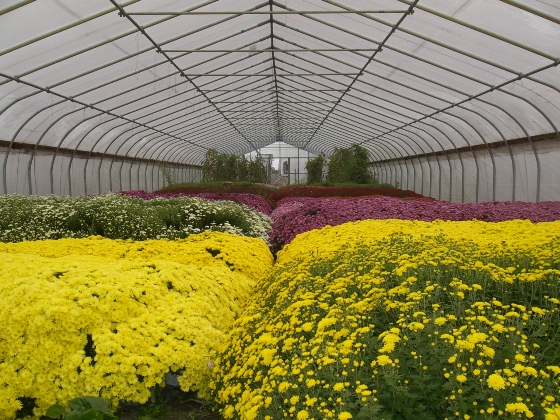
[275,68,460,200]
[357,61,559,201]
[1,28,271,164]
[278,75,452,199]
[0,73,209,151]
[276,74,451,170]
[72,50,277,194]
[273,19,557,146]
[111,0,261,155]
[396,0,558,62]
[273,14,560,141]
[269,26,527,201]
[275,36,505,201]
[0,0,140,56]
[0,73,209,194]
[276,78,438,185]
[321,0,560,96]
[20,41,274,194]
[499,0,560,26]
[0,0,35,15]
[0,1,269,88]
[301,0,420,149]
[269,13,560,174]
[123,135,197,192]
[273,59,462,199]
[268,0,282,144]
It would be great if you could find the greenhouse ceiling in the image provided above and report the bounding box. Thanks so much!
[0,0,559,201]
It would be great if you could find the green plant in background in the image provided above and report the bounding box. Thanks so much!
[326,144,372,184]
[157,161,177,188]
[201,149,267,183]
[305,153,325,184]
[225,154,239,181]
[248,154,267,183]
[237,155,250,182]
[46,396,117,419]
[201,149,219,182]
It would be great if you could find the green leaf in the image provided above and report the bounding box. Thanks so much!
[81,397,111,413]
[68,397,92,413]
[63,412,82,420]
[45,404,66,418]
[75,408,101,420]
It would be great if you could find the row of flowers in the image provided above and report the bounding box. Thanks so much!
[0,194,272,244]
[210,219,560,420]
[3,188,560,419]
[0,233,274,419]
[159,184,428,205]
[121,190,274,215]
[270,196,560,250]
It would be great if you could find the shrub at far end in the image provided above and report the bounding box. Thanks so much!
[326,144,372,184]
[202,149,267,183]
[305,154,325,184]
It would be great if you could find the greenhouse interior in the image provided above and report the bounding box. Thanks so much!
[1,1,560,419]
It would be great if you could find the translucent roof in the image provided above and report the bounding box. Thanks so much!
[0,0,559,200]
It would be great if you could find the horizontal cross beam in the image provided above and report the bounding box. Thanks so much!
[164,48,379,53]
[125,10,411,16]
[214,100,337,103]
[181,73,359,76]
[201,89,345,91]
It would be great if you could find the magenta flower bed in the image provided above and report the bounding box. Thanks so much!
[270,197,560,251]
[120,190,272,215]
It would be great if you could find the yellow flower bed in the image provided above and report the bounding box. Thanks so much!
[0,233,273,419]
[0,232,271,282]
[278,219,560,265]
[210,220,560,420]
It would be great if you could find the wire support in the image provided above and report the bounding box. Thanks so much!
[111,0,261,152]
[302,0,420,148]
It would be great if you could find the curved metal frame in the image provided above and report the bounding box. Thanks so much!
[273,15,557,201]
[276,72,456,199]
[0,0,559,200]
[271,22,540,200]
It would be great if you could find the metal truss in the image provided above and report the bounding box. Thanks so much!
[0,0,559,201]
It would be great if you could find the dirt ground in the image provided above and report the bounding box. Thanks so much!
[114,388,223,420]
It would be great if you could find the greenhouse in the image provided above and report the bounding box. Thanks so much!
[1,1,560,419]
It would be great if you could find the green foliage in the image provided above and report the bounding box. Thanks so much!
[157,161,177,188]
[46,396,117,420]
[305,154,325,184]
[248,155,267,183]
[326,144,372,184]
[137,387,172,420]
[201,149,267,183]
[115,387,221,420]
[201,149,219,182]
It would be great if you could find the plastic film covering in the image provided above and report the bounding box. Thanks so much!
[0,0,558,200]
